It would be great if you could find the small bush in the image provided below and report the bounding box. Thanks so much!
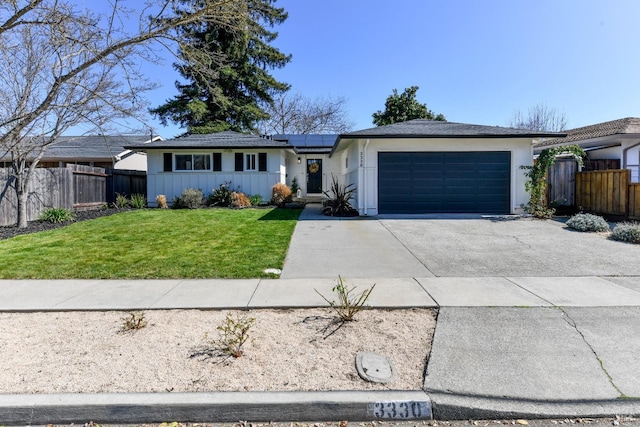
[566,213,610,232]
[175,188,204,209]
[39,207,75,223]
[205,313,256,358]
[130,193,146,209]
[231,191,251,208]
[321,175,358,217]
[208,182,233,207]
[156,194,168,209]
[249,194,263,206]
[611,222,640,244]
[290,177,299,195]
[270,182,292,206]
[315,275,375,322]
[120,311,148,332]
[114,192,129,209]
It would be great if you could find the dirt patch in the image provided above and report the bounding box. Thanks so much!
[0,308,436,393]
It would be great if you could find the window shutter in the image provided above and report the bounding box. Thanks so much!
[163,153,172,172]
[235,153,243,171]
[258,153,267,172]
[213,153,222,171]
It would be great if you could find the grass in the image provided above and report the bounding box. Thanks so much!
[0,208,301,279]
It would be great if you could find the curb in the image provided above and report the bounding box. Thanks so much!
[428,392,640,420]
[0,391,432,425]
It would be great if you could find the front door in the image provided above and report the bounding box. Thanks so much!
[307,159,322,194]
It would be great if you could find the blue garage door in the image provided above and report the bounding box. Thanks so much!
[378,152,511,214]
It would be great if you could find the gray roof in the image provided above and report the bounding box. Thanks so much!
[126,131,292,150]
[339,119,565,139]
[45,135,152,160]
[534,117,640,149]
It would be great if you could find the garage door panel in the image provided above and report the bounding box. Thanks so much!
[378,151,510,214]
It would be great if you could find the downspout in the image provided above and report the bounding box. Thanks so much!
[363,139,370,215]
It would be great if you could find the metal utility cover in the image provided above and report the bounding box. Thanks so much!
[356,351,397,384]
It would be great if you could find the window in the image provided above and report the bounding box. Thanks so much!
[175,154,211,171]
[245,153,257,171]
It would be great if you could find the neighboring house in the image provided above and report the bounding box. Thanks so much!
[129,121,561,214]
[0,135,161,171]
[330,120,563,215]
[534,117,640,182]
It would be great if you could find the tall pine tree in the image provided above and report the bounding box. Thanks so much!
[151,0,291,134]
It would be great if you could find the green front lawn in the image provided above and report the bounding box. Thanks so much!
[0,208,301,279]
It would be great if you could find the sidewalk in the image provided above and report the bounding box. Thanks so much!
[2,203,640,424]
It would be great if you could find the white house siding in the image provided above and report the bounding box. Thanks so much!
[284,152,341,196]
[621,140,640,182]
[336,137,533,216]
[114,152,147,171]
[146,149,287,206]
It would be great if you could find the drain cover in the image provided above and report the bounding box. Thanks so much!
[356,352,397,384]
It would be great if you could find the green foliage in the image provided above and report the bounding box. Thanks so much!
[316,275,375,322]
[249,194,263,206]
[120,311,148,332]
[208,182,233,207]
[130,193,146,209]
[290,177,299,194]
[174,188,204,209]
[271,182,292,206]
[566,213,610,232]
[521,146,585,218]
[321,175,358,217]
[206,313,256,358]
[114,192,129,209]
[611,222,640,244]
[150,1,291,133]
[39,207,75,223]
[0,208,301,279]
[372,86,445,126]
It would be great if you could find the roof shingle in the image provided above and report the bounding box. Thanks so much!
[126,131,291,150]
[535,117,640,148]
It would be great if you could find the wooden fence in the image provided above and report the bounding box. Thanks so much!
[0,166,147,226]
[575,169,639,219]
[548,158,578,207]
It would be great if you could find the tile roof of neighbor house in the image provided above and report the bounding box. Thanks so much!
[339,119,565,139]
[534,117,640,148]
[44,135,153,159]
[125,131,292,150]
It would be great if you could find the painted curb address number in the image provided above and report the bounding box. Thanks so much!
[368,401,431,419]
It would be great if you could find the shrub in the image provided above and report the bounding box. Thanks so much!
[114,192,129,209]
[174,188,204,209]
[130,193,146,209]
[290,177,299,195]
[120,311,148,332]
[156,194,168,209]
[230,191,251,208]
[39,207,75,223]
[566,213,610,232]
[270,182,292,206]
[208,182,233,207]
[205,313,256,358]
[249,194,263,206]
[611,222,640,244]
[321,175,358,217]
[315,275,375,322]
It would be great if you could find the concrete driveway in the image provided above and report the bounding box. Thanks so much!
[281,205,640,278]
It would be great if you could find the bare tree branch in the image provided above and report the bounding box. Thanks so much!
[508,103,568,132]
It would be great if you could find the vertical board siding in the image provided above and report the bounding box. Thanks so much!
[576,169,630,217]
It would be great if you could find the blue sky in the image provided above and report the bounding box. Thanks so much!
[141,0,640,138]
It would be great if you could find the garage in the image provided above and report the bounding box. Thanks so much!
[378,151,511,214]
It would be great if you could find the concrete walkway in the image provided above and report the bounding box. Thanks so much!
[2,204,640,423]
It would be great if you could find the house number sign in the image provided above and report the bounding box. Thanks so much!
[368,401,430,419]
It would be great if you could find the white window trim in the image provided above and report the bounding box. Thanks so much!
[245,152,257,172]
[174,153,212,172]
